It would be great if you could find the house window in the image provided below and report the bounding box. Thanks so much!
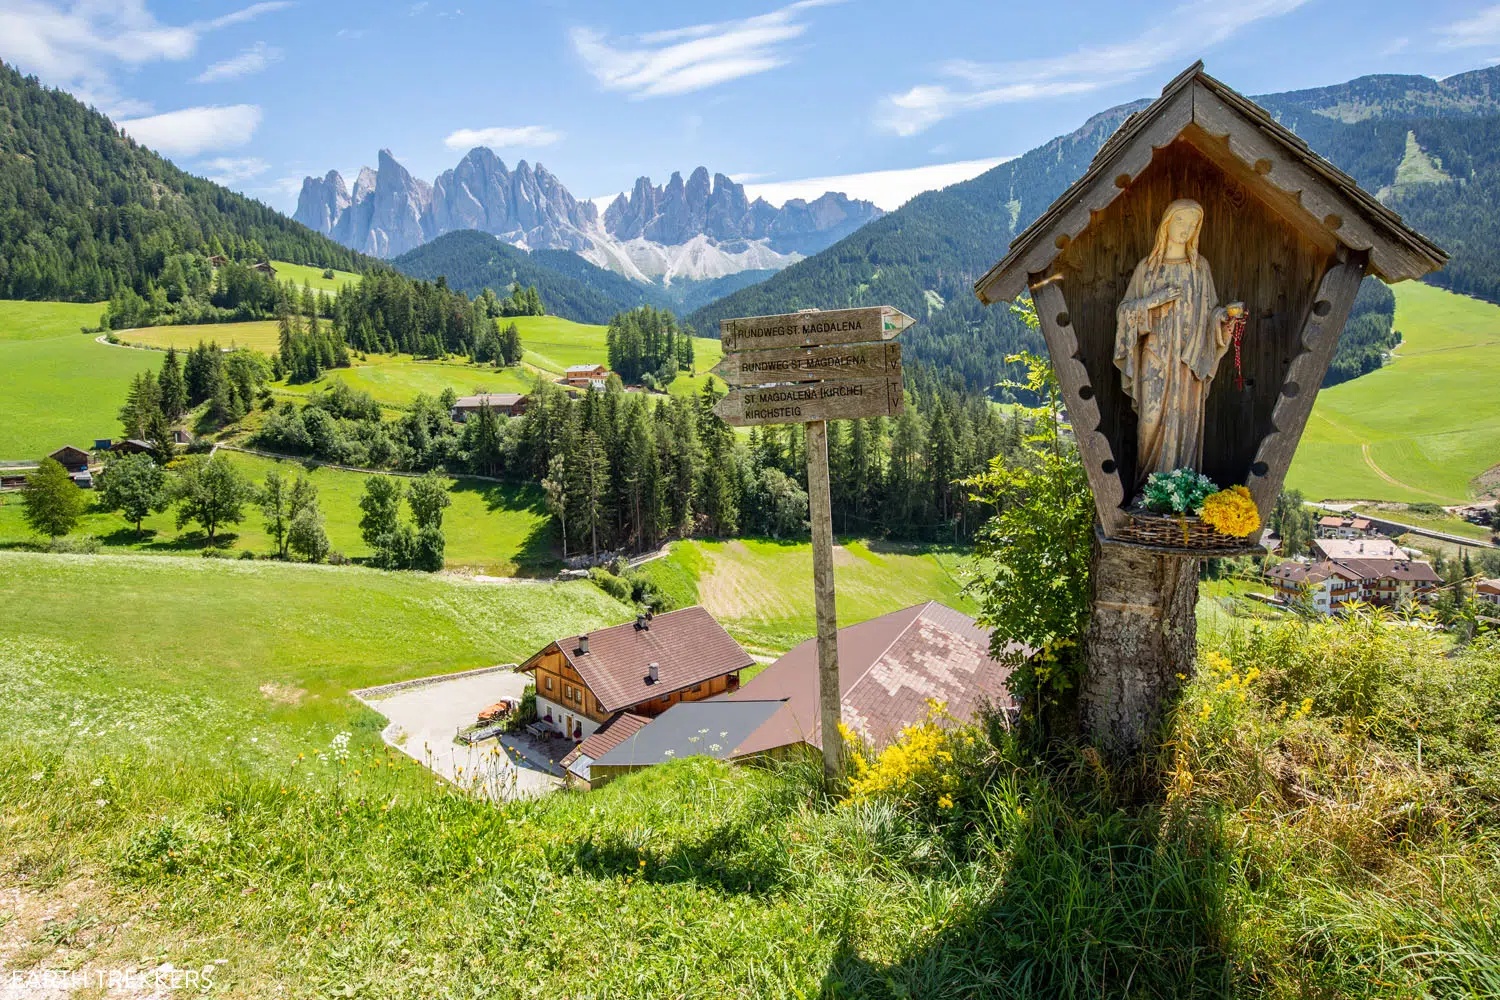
[660,694,670,704]
[545,676,553,692]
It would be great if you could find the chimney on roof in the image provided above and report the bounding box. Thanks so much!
[634,613,649,631]
[577,634,589,654]
[645,662,659,685]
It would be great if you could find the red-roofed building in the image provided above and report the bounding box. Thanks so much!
[515,606,751,742]
[1266,556,1440,613]
[723,601,1021,755]
[1476,579,1500,610]
[1316,515,1376,540]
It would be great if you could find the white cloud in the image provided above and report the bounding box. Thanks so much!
[443,125,564,151]
[1437,4,1500,48]
[877,0,1308,136]
[0,1,291,117]
[571,0,841,99]
[200,2,294,31]
[195,41,281,82]
[590,157,1010,216]
[199,156,269,185]
[119,104,262,157]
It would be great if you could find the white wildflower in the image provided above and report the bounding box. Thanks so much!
[90,777,104,787]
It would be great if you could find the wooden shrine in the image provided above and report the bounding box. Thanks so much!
[973,62,1446,756]
[975,61,1446,552]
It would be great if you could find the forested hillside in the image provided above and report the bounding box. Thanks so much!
[692,65,1500,396]
[392,230,664,324]
[0,61,369,302]
[690,102,1144,397]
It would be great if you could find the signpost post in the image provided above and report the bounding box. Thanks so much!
[712,305,914,786]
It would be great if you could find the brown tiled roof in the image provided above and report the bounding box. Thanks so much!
[1318,516,1345,527]
[1314,538,1404,560]
[520,606,752,714]
[974,62,1446,305]
[453,393,524,408]
[1335,558,1441,584]
[560,711,652,769]
[1267,560,1356,586]
[725,602,1021,754]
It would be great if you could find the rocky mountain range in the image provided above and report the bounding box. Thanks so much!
[295,151,882,284]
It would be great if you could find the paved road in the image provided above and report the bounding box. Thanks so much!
[1306,502,1498,550]
[356,668,564,800]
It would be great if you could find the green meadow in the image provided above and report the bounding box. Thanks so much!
[2,550,1496,997]
[515,313,723,391]
[268,259,362,294]
[0,301,157,459]
[637,537,974,654]
[1287,282,1500,502]
[276,354,537,408]
[0,450,555,575]
[120,319,282,353]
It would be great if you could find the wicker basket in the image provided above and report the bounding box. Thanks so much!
[1114,509,1250,551]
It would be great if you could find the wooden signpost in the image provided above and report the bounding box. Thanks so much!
[713,305,914,785]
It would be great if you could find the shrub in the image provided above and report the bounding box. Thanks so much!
[841,702,993,826]
[588,566,632,602]
[47,534,99,554]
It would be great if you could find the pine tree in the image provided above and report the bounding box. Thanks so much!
[157,347,188,419]
[577,429,610,559]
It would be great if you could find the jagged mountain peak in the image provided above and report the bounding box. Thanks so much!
[294,149,884,283]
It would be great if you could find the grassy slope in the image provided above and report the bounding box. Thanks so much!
[637,538,974,654]
[268,260,362,294]
[1287,282,1500,502]
[275,355,537,408]
[0,301,156,459]
[1,552,1495,997]
[120,320,282,353]
[515,314,723,393]
[0,451,555,575]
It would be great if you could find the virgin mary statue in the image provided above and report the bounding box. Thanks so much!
[1114,198,1243,486]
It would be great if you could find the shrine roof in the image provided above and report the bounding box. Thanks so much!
[974,61,1448,305]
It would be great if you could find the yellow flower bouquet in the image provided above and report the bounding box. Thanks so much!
[1198,485,1260,537]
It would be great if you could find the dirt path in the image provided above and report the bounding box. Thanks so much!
[1359,443,1452,502]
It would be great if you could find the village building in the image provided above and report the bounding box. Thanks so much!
[563,602,1021,790]
[1476,579,1500,609]
[1266,556,1440,612]
[207,254,230,267]
[47,446,90,473]
[252,261,277,276]
[48,445,94,488]
[449,393,527,422]
[1312,537,1405,561]
[515,606,751,744]
[563,701,787,791]
[1266,561,1364,614]
[1317,515,1376,539]
[560,364,609,389]
[110,439,154,456]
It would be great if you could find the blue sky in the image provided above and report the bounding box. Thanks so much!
[3,0,1500,214]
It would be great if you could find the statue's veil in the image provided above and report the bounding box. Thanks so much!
[1146,198,1203,269]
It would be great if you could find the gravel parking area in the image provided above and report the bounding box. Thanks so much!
[354,667,564,800]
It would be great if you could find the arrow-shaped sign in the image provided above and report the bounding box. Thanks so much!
[711,341,902,386]
[719,306,915,353]
[712,377,903,427]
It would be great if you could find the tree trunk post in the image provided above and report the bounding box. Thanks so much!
[1078,535,1199,759]
[805,420,844,788]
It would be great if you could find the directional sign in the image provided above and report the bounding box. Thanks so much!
[711,341,902,386]
[712,377,903,427]
[720,306,915,353]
